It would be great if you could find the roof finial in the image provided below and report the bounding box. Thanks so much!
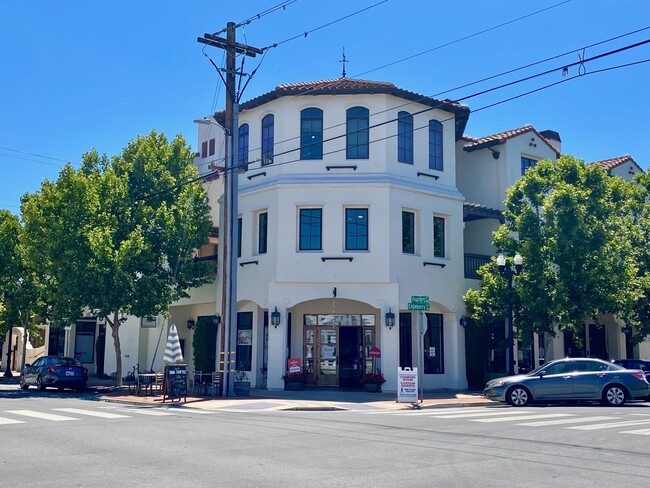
[339,47,348,78]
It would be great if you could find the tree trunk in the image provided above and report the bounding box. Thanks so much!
[109,311,123,387]
[20,313,28,371]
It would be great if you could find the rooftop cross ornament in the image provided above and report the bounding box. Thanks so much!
[339,47,348,78]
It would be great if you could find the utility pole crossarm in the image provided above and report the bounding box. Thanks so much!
[197,34,263,57]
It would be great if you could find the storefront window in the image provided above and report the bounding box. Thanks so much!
[423,313,444,374]
[236,312,253,371]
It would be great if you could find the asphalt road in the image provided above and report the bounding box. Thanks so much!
[1,390,650,487]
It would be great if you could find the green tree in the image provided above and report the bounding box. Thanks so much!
[22,131,213,385]
[465,155,643,344]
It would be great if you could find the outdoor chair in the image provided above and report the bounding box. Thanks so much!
[192,370,203,395]
[208,371,221,396]
[153,372,165,396]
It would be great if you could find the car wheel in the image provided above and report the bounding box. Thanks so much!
[603,385,626,406]
[507,386,531,406]
[75,384,86,393]
[36,376,45,391]
[19,377,29,390]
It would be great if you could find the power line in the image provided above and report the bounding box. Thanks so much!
[261,0,389,50]
[212,0,299,34]
[0,146,78,165]
[0,152,66,167]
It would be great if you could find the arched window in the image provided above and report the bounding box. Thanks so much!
[261,114,274,165]
[300,108,323,160]
[346,107,369,159]
[398,111,413,164]
[429,120,443,171]
[238,123,249,168]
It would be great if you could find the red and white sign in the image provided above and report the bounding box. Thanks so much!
[287,357,302,374]
[369,347,381,359]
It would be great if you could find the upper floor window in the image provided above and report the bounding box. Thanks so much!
[402,211,415,254]
[346,107,369,159]
[258,211,268,255]
[429,120,443,171]
[209,138,216,156]
[201,141,208,159]
[238,124,249,168]
[261,114,274,165]
[433,215,446,258]
[300,108,323,160]
[299,208,322,251]
[521,156,537,175]
[345,208,369,251]
[398,111,413,164]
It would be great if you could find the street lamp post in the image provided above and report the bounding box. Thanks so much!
[497,253,523,376]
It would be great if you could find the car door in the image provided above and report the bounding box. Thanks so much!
[24,358,43,384]
[530,361,574,400]
[571,360,609,399]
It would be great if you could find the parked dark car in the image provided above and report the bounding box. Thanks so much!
[20,356,88,392]
[612,359,650,383]
[484,357,650,406]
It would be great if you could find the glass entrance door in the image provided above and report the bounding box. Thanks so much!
[318,328,337,386]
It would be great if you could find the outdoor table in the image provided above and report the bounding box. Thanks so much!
[137,373,156,396]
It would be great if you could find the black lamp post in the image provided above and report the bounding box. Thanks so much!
[497,253,523,376]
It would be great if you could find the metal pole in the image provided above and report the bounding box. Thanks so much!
[507,272,515,376]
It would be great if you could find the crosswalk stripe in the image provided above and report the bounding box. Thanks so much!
[620,428,650,435]
[391,408,500,416]
[569,419,650,431]
[434,410,532,419]
[0,417,25,425]
[517,416,616,427]
[6,410,79,422]
[115,408,175,417]
[472,413,572,423]
[54,408,130,419]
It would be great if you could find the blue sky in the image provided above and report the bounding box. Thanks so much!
[1,0,649,213]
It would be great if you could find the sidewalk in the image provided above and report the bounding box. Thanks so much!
[89,376,492,411]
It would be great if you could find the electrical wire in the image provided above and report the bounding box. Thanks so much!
[212,0,299,35]
[0,146,78,165]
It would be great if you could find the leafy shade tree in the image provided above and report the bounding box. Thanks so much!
[464,155,643,347]
[22,131,213,385]
[0,210,44,372]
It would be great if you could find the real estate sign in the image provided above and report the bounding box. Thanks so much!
[397,367,418,403]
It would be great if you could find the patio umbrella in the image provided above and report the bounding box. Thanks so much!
[163,324,184,364]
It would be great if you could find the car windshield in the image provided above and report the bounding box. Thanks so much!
[52,357,81,367]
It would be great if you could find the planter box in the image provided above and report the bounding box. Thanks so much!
[362,383,382,393]
[284,381,304,391]
[233,381,250,397]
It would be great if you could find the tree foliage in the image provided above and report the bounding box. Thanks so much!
[22,131,213,384]
[464,155,648,344]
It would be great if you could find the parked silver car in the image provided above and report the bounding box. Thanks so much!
[484,357,650,406]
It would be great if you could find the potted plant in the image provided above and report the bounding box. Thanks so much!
[282,371,305,391]
[233,370,250,396]
[360,372,386,392]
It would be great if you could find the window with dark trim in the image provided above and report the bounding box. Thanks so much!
[299,208,322,251]
[433,216,445,258]
[300,108,323,160]
[345,208,368,251]
[74,321,96,364]
[424,313,444,374]
[201,141,208,159]
[236,311,253,371]
[208,138,216,156]
[346,107,369,159]
[261,114,274,165]
[238,124,249,168]
[398,111,413,164]
[402,211,415,254]
[429,120,443,170]
[258,212,268,254]
[521,156,537,175]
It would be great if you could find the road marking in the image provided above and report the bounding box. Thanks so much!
[6,410,79,422]
[569,419,650,431]
[472,413,571,423]
[620,428,650,435]
[0,417,25,425]
[54,408,130,419]
[433,410,533,419]
[391,408,500,416]
[517,416,616,426]
[115,408,175,416]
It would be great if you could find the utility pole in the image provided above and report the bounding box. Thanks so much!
[198,23,262,397]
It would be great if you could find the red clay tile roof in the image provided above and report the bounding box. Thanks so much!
[232,78,470,139]
[589,155,644,174]
[463,124,560,157]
